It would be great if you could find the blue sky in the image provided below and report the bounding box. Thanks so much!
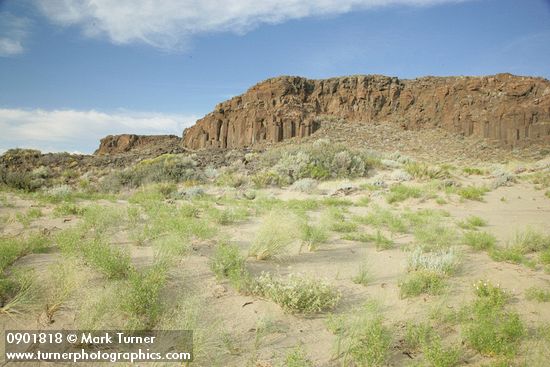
[1,0,549,153]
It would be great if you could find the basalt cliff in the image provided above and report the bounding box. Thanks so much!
[182,74,550,150]
[95,134,183,155]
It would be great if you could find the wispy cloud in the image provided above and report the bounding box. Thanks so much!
[0,12,30,56]
[0,108,197,154]
[36,0,471,50]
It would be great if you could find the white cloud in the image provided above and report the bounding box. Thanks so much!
[36,0,470,50]
[0,108,197,154]
[0,12,30,56]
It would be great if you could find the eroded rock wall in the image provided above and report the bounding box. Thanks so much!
[94,134,182,155]
[182,74,550,149]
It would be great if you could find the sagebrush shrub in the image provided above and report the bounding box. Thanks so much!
[256,140,375,185]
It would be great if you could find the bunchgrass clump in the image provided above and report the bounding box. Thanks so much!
[525,286,550,302]
[56,229,131,280]
[463,231,496,251]
[457,215,487,230]
[414,222,459,252]
[330,221,358,233]
[463,167,486,175]
[386,184,423,204]
[249,211,300,260]
[252,273,340,314]
[456,186,488,201]
[320,197,354,207]
[207,206,249,225]
[404,322,434,351]
[352,263,372,286]
[53,202,86,217]
[371,230,393,250]
[0,234,50,273]
[210,242,251,292]
[422,337,461,367]
[283,345,314,367]
[300,222,329,251]
[510,227,550,254]
[81,237,132,279]
[399,270,445,298]
[0,270,37,315]
[42,260,81,323]
[210,242,245,279]
[489,246,525,264]
[327,302,392,367]
[324,207,358,233]
[356,207,408,234]
[404,322,461,367]
[404,162,450,180]
[16,208,43,228]
[401,208,450,228]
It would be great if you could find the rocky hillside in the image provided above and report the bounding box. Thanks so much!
[95,134,183,155]
[182,74,550,150]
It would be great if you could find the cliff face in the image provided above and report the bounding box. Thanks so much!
[94,134,182,155]
[182,74,550,149]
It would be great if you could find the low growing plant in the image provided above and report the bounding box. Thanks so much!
[327,302,392,367]
[252,272,340,314]
[407,247,460,275]
[525,286,550,302]
[386,184,423,204]
[399,270,445,298]
[458,215,487,230]
[463,231,496,251]
[456,186,488,201]
[283,345,314,367]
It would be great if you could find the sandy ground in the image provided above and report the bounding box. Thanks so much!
[1,164,550,366]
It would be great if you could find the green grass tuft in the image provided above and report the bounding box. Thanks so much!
[122,263,168,330]
[327,302,392,367]
[210,242,251,293]
[300,222,329,251]
[510,227,550,253]
[399,270,445,298]
[463,231,496,251]
[352,263,372,286]
[457,215,487,230]
[456,186,488,201]
[525,286,550,302]
[283,345,314,367]
[386,184,422,204]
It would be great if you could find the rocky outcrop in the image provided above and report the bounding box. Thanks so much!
[182,74,550,149]
[94,134,183,155]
